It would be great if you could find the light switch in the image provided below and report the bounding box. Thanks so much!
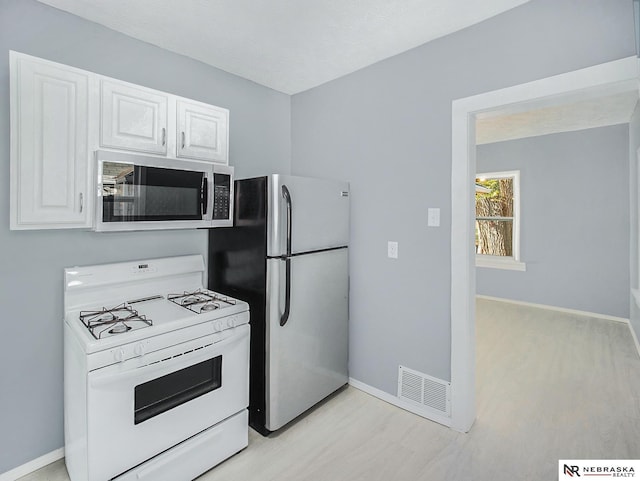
[428,208,440,227]
[387,241,398,259]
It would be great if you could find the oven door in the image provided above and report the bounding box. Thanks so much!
[94,150,214,231]
[86,325,249,481]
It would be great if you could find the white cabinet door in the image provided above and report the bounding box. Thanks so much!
[176,99,228,163]
[10,53,91,229]
[101,80,168,155]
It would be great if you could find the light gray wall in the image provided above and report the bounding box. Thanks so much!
[476,126,630,318]
[629,104,640,343]
[291,0,636,395]
[0,0,291,474]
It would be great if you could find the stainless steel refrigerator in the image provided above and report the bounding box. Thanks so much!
[208,174,349,434]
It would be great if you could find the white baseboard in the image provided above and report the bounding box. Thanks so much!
[0,448,64,481]
[348,377,452,428]
[476,295,630,324]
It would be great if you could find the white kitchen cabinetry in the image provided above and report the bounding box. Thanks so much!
[10,52,91,229]
[10,51,231,231]
[101,79,168,155]
[100,83,229,164]
[177,99,229,163]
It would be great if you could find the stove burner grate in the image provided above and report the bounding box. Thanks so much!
[168,289,236,314]
[79,304,152,339]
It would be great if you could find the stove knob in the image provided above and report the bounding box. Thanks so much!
[214,320,223,332]
[114,348,125,363]
[134,343,145,357]
[227,317,236,328]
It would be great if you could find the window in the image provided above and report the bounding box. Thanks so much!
[475,170,525,271]
[134,356,222,424]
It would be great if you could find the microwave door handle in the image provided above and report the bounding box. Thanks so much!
[201,175,209,216]
[280,185,292,326]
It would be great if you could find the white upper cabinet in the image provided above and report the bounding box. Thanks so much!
[10,51,231,231]
[101,79,168,155]
[10,52,91,229]
[100,82,229,164]
[176,99,229,163]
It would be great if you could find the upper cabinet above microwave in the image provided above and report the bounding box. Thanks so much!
[101,79,169,155]
[10,51,231,231]
[177,99,229,163]
[100,79,229,163]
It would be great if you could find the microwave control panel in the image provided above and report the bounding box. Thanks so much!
[213,173,231,220]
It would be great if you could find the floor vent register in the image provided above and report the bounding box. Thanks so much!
[397,365,451,417]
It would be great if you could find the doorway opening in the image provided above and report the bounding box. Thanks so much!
[449,56,640,433]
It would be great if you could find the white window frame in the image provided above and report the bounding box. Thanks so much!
[475,170,526,271]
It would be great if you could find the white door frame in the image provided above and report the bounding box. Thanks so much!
[449,56,640,432]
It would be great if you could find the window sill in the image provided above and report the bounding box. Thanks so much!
[476,256,526,271]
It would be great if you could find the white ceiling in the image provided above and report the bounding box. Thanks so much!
[36,0,531,94]
[36,0,638,141]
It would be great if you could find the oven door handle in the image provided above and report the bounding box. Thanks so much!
[89,327,246,387]
[90,343,217,387]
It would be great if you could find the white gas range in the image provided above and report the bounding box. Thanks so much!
[63,255,250,481]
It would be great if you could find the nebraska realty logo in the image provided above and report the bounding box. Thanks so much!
[559,460,639,478]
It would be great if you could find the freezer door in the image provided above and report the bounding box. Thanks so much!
[267,175,349,257]
[265,248,349,431]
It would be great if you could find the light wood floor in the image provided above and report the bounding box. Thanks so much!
[18,299,640,481]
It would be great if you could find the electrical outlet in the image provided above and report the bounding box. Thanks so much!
[428,208,440,227]
[388,241,398,259]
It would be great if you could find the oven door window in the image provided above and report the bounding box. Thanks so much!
[134,356,222,424]
[102,162,206,222]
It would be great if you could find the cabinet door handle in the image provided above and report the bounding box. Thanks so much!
[79,193,83,213]
[161,127,166,146]
[181,131,185,149]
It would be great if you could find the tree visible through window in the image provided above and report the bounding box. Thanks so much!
[475,171,518,258]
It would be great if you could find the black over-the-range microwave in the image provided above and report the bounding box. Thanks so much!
[94,150,233,232]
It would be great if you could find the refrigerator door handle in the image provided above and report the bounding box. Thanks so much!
[281,185,292,257]
[280,257,291,326]
[280,185,292,326]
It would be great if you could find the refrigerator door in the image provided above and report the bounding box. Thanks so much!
[265,248,349,431]
[267,175,350,257]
